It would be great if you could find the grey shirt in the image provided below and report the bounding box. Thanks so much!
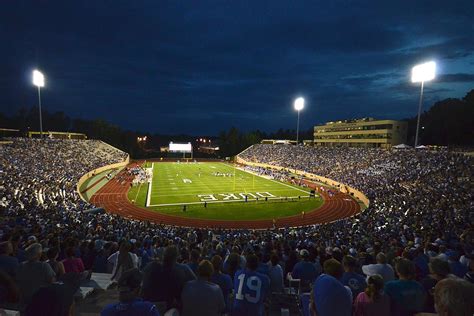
[16,260,55,305]
[181,279,225,316]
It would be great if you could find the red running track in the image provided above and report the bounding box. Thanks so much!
[90,163,361,229]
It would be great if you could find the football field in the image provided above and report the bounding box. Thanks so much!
[128,162,324,220]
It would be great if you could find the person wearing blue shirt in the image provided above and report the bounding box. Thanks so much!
[186,249,200,274]
[139,241,153,270]
[233,254,270,316]
[210,255,233,313]
[0,242,19,278]
[341,255,367,299]
[446,251,468,278]
[312,258,352,316]
[291,249,319,292]
[181,260,225,316]
[101,268,159,316]
[384,258,426,316]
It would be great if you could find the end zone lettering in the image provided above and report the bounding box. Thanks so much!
[197,192,276,202]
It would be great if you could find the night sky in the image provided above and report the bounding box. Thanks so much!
[1,1,473,135]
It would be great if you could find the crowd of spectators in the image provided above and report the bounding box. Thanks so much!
[0,139,473,315]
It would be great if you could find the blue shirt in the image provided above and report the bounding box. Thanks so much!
[384,279,426,315]
[292,261,319,283]
[313,274,352,316]
[233,269,270,316]
[211,272,233,312]
[0,255,19,278]
[340,272,367,298]
[101,298,160,316]
[449,261,468,278]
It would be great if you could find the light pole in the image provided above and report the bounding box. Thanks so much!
[33,70,45,138]
[294,97,305,144]
[411,61,435,147]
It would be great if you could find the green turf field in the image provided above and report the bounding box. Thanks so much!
[128,162,324,220]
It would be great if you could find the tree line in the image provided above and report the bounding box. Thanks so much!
[0,89,472,158]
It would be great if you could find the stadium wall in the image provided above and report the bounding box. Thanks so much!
[77,155,130,202]
[236,155,370,207]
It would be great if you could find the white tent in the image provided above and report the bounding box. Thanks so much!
[393,144,412,149]
[415,145,428,149]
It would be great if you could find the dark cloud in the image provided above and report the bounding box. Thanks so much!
[437,73,474,83]
[0,0,473,135]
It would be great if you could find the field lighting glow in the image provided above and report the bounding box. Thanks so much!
[294,97,305,111]
[33,70,45,87]
[411,61,436,83]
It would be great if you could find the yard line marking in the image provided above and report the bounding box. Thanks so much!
[219,163,309,194]
[146,162,154,207]
[149,188,306,197]
[148,195,311,207]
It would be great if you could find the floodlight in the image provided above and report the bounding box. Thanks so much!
[411,61,436,83]
[294,97,305,111]
[33,70,45,87]
[411,61,436,147]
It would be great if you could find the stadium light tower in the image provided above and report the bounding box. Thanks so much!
[32,70,45,138]
[294,97,305,144]
[411,61,435,147]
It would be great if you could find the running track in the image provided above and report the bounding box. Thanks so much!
[90,162,361,229]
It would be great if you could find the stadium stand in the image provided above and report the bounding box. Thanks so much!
[0,139,473,315]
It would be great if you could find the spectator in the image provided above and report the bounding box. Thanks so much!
[353,274,390,316]
[340,255,367,299]
[101,268,159,316]
[24,283,75,316]
[187,249,201,274]
[16,243,56,306]
[311,258,352,316]
[434,278,474,316]
[464,259,474,284]
[142,245,196,309]
[233,254,270,316]
[210,255,233,312]
[268,253,284,293]
[292,249,319,292]
[361,252,394,283]
[0,270,19,306]
[421,257,453,313]
[384,258,426,315]
[62,247,86,274]
[224,252,241,282]
[46,247,65,279]
[446,250,468,278]
[0,241,19,278]
[108,241,138,282]
[181,260,225,316]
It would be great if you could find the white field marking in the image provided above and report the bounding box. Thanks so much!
[133,181,143,202]
[148,195,312,207]
[219,163,309,194]
[149,187,303,197]
[146,162,154,207]
[148,188,306,198]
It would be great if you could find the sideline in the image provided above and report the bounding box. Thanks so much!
[145,162,154,207]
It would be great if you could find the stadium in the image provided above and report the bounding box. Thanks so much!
[1,2,474,316]
[1,135,473,315]
[86,157,360,229]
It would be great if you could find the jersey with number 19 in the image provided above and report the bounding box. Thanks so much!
[232,269,270,316]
